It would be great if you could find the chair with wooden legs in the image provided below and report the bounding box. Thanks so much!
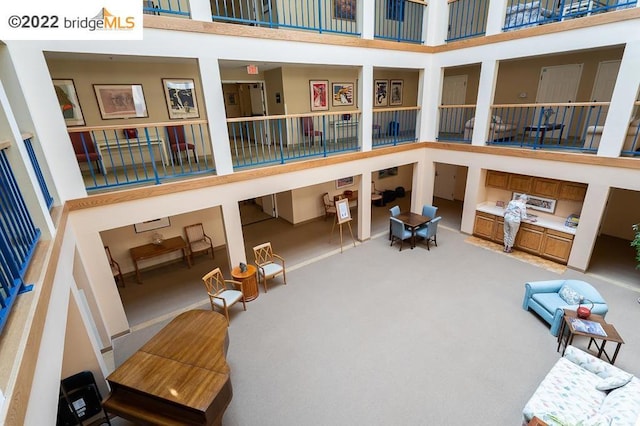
[202,268,246,324]
[252,242,286,293]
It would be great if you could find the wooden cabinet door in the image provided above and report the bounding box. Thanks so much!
[508,174,533,193]
[558,182,587,201]
[486,171,509,189]
[515,223,544,253]
[541,229,574,264]
[532,178,560,198]
[474,212,495,239]
[492,217,505,244]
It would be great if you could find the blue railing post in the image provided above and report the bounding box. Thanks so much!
[22,137,53,209]
[143,127,162,185]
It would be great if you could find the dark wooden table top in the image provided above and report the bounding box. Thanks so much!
[129,235,187,261]
[563,309,624,343]
[396,212,431,229]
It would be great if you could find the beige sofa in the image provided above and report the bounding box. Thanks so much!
[584,118,640,154]
[464,116,517,142]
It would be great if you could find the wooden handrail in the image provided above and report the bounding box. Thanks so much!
[67,119,208,133]
[373,106,421,112]
[438,104,476,109]
[226,110,362,123]
[491,102,611,108]
[0,140,10,151]
[21,133,34,140]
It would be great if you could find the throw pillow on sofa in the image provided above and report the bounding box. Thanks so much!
[559,284,582,305]
[596,373,634,391]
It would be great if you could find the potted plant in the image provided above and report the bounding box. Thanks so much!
[632,224,640,270]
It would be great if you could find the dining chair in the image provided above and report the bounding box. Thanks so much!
[421,204,438,219]
[184,223,214,260]
[252,242,286,293]
[166,125,197,164]
[104,246,124,287]
[388,205,401,239]
[202,267,246,324]
[389,217,413,251]
[322,192,337,220]
[69,131,103,173]
[416,216,442,250]
[301,116,323,146]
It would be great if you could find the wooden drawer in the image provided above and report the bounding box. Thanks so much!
[474,212,496,239]
[541,229,574,263]
[558,182,587,201]
[508,174,533,193]
[486,170,509,189]
[532,178,560,198]
[492,217,504,244]
[516,224,544,253]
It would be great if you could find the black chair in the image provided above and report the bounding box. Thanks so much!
[57,371,111,426]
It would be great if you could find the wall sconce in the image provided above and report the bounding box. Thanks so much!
[518,92,527,99]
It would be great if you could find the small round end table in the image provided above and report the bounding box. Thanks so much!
[231,264,259,302]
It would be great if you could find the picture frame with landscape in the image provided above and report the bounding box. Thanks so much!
[93,84,148,120]
[53,79,85,126]
[513,192,557,214]
[163,78,200,119]
[336,176,354,189]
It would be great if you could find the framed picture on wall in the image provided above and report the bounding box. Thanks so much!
[389,79,404,106]
[93,84,148,119]
[134,217,171,233]
[310,80,329,111]
[378,167,398,179]
[332,82,354,107]
[53,79,85,126]
[162,78,200,119]
[374,79,388,107]
[513,192,557,214]
[336,176,354,189]
[333,0,356,20]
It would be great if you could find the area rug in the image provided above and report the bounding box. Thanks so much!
[465,235,567,274]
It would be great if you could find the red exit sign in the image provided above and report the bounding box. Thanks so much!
[247,65,259,75]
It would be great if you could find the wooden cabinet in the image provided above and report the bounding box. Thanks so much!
[541,229,574,263]
[558,182,587,201]
[516,223,545,254]
[486,170,509,189]
[473,212,574,264]
[474,212,496,239]
[532,178,560,198]
[508,174,533,193]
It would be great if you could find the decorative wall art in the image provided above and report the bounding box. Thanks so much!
[53,79,85,126]
[336,176,355,189]
[93,84,148,120]
[163,78,200,119]
[134,217,171,233]
[335,198,352,224]
[378,167,398,179]
[513,192,557,214]
[389,79,404,106]
[374,79,388,107]
[333,0,356,20]
[332,82,354,106]
[310,80,329,111]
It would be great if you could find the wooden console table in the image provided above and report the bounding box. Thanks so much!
[231,264,259,302]
[103,310,232,425]
[130,236,191,283]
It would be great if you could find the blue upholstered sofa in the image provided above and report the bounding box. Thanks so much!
[522,279,608,336]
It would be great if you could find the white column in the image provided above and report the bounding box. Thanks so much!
[199,58,235,175]
[360,0,375,40]
[424,0,449,46]
[596,41,640,158]
[360,65,373,151]
[221,201,246,269]
[189,0,213,21]
[3,44,86,201]
[358,176,372,241]
[420,60,441,142]
[567,183,609,271]
[461,165,485,235]
[485,0,508,36]
[471,59,499,146]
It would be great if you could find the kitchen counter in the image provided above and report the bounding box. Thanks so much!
[477,202,576,235]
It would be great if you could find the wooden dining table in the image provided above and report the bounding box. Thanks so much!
[396,211,431,248]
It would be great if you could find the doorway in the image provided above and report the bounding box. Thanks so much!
[240,194,277,226]
[433,162,467,230]
[590,60,621,126]
[441,75,468,134]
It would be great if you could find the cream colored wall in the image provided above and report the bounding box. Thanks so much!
[372,69,420,107]
[276,191,294,223]
[282,66,360,113]
[99,206,224,274]
[265,68,285,115]
[47,58,205,126]
[494,46,624,104]
[444,65,481,104]
[485,186,583,218]
[220,67,266,81]
[454,165,468,200]
[600,188,640,240]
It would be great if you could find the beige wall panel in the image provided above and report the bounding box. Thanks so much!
[444,65,481,105]
[601,187,640,240]
[282,66,359,113]
[372,69,420,107]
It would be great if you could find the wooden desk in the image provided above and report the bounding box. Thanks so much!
[396,212,431,248]
[334,190,358,208]
[130,236,191,283]
[231,264,259,302]
[103,310,232,425]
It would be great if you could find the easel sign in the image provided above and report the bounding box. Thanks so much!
[336,198,352,224]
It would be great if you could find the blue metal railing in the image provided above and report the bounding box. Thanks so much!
[374,0,426,44]
[372,107,420,148]
[447,0,489,42]
[459,102,638,156]
[503,0,637,32]
[69,121,215,191]
[0,148,40,334]
[228,112,361,169]
[143,0,190,17]
[211,0,360,36]
[22,136,53,209]
[437,105,476,143]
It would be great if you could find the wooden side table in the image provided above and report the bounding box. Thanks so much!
[231,265,259,302]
